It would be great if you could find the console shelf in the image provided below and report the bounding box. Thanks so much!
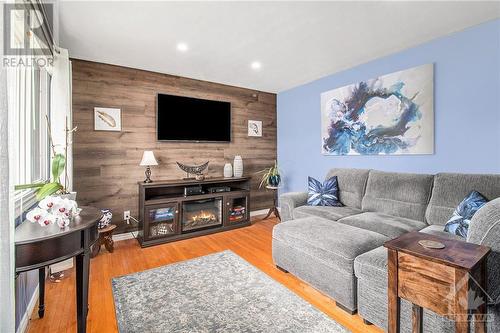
[137,177,251,247]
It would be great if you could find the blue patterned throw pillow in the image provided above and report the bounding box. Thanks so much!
[307,176,343,207]
[444,191,488,238]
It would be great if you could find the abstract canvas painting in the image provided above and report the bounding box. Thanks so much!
[321,64,434,155]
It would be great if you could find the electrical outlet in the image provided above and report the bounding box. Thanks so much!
[124,210,131,223]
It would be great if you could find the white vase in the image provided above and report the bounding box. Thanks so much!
[223,163,233,178]
[233,155,243,177]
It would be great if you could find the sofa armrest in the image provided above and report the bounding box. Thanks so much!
[468,197,500,305]
[468,198,500,249]
[279,192,308,222]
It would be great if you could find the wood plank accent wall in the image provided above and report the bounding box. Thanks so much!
[71,59,277,233]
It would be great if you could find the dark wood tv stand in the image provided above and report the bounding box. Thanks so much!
[138,176,251,247]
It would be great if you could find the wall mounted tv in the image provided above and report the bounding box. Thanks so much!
[157,93,231,142]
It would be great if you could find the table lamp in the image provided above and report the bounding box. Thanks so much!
[139,151,158,183]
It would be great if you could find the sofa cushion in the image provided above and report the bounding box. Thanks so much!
[420,225,465,241]
[338,212,427,239]
[361,170,434,221]
[325,168,370,208]
[354,246,387,285]
[426,173,500,226]
[293,205,362,221]
[273,217,389,275]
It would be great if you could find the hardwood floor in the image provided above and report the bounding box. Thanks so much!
[27,218,383,333]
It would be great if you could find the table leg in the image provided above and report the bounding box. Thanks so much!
[263,207,274,220]
[90,242,101,258]
[388,249,400,333]
[103,232,114,253]
[38,268,45,318]
[76,250,90,333]
[263,195,280,221]
[474,261,487,333]
[455,269,471,333]
[412,304,423,333]
[274,206,281,221]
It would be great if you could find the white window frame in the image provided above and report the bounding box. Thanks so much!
[12,67,51,218]
[7,3,52,218]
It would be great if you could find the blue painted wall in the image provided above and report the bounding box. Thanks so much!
[277,19,500,193]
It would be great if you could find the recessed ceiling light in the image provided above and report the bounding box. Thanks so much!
[177,42,188,52]
[251,61,262,70]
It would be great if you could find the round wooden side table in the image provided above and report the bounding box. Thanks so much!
[263,185,281,221]
[91,224,117,257]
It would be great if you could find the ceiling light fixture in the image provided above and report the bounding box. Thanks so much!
[251,61,262,70]
[176,42,189,52]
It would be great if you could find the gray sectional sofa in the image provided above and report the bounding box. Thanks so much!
[273,168,500,332]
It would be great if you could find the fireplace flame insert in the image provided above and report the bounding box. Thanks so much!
[182,197,223,232]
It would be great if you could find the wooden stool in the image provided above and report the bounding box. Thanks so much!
[91,224,117,258]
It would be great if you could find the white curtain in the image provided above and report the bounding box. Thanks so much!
[50,48,73,191]
[0,2,15,329]
[0,67,15,333]
[49,48,75,274]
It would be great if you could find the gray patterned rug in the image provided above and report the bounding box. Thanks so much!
[112,251,349,333]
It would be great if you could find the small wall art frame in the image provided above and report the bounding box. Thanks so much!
[248,120,263,137]
[94,107,122,131]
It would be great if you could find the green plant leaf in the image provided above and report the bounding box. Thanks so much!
[36,182,63,200]
[51,154,66,182]
[14,183,46,191]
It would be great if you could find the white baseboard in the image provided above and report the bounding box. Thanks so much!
[250,207,281,217]
[50,258,73,273]
[112,231,138,242]
[250,208,269,217]
[16,284,39,333]
[112,209,277,242]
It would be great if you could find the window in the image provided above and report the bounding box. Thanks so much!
[11,65,51,217]
[7,3,53,217]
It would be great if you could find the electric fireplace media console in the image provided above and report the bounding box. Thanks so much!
[137,177,251,247]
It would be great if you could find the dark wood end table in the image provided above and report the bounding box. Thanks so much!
[384,231,490,333]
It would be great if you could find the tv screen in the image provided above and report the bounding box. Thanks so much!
[157,94,231,142]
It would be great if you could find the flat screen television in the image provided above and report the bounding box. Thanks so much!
[157,93,231,142]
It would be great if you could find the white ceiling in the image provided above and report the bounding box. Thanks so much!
[59,1,500,93]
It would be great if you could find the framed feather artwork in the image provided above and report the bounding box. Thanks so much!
[94,107,122,131]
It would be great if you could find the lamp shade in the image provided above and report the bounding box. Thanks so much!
[139,151,158,166]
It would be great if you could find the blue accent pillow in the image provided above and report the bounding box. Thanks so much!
[307,176,343,207]
[444,191,488,238]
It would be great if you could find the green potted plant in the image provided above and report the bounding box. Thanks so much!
[258,160,281,189]
[15,116,77,200]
